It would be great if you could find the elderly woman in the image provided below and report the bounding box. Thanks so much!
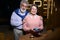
[23,4,44,37]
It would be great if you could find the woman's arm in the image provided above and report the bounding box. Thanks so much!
[39,16,44,30]
[23,18,30,31]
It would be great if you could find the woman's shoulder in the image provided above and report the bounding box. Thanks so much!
[37,15,43,20]
[25,13,30,19]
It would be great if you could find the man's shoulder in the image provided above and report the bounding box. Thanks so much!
[11,8,20,15]
[13,8,29,13]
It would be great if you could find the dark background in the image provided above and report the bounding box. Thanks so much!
[0,0,21,25]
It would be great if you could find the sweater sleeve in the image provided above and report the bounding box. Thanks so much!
[39,16,44,30]
[23,17,30,31]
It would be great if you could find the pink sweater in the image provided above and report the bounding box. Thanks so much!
[23,14,43,31]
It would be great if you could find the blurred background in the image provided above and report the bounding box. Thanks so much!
[0,0,60,40]
[0,0,21,25]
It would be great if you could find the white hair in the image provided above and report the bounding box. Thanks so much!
[20,0,29,5]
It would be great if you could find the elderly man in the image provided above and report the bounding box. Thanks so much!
[10,0,29,40]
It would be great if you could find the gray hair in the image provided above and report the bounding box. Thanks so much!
[20,0,29,5]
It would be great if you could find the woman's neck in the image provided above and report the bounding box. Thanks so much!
[30,13,36,16]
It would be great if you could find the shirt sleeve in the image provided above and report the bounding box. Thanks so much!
[10,12,22,27]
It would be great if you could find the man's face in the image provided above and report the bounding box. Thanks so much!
[20,3,28,13]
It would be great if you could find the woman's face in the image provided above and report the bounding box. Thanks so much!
[30,6,37,15]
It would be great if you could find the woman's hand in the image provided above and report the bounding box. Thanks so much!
[31,28,40,32]
[30,28,36,32]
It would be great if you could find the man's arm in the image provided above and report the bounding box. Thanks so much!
[10,12,22,27]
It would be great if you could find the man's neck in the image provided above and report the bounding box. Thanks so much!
[20,10,24,13]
